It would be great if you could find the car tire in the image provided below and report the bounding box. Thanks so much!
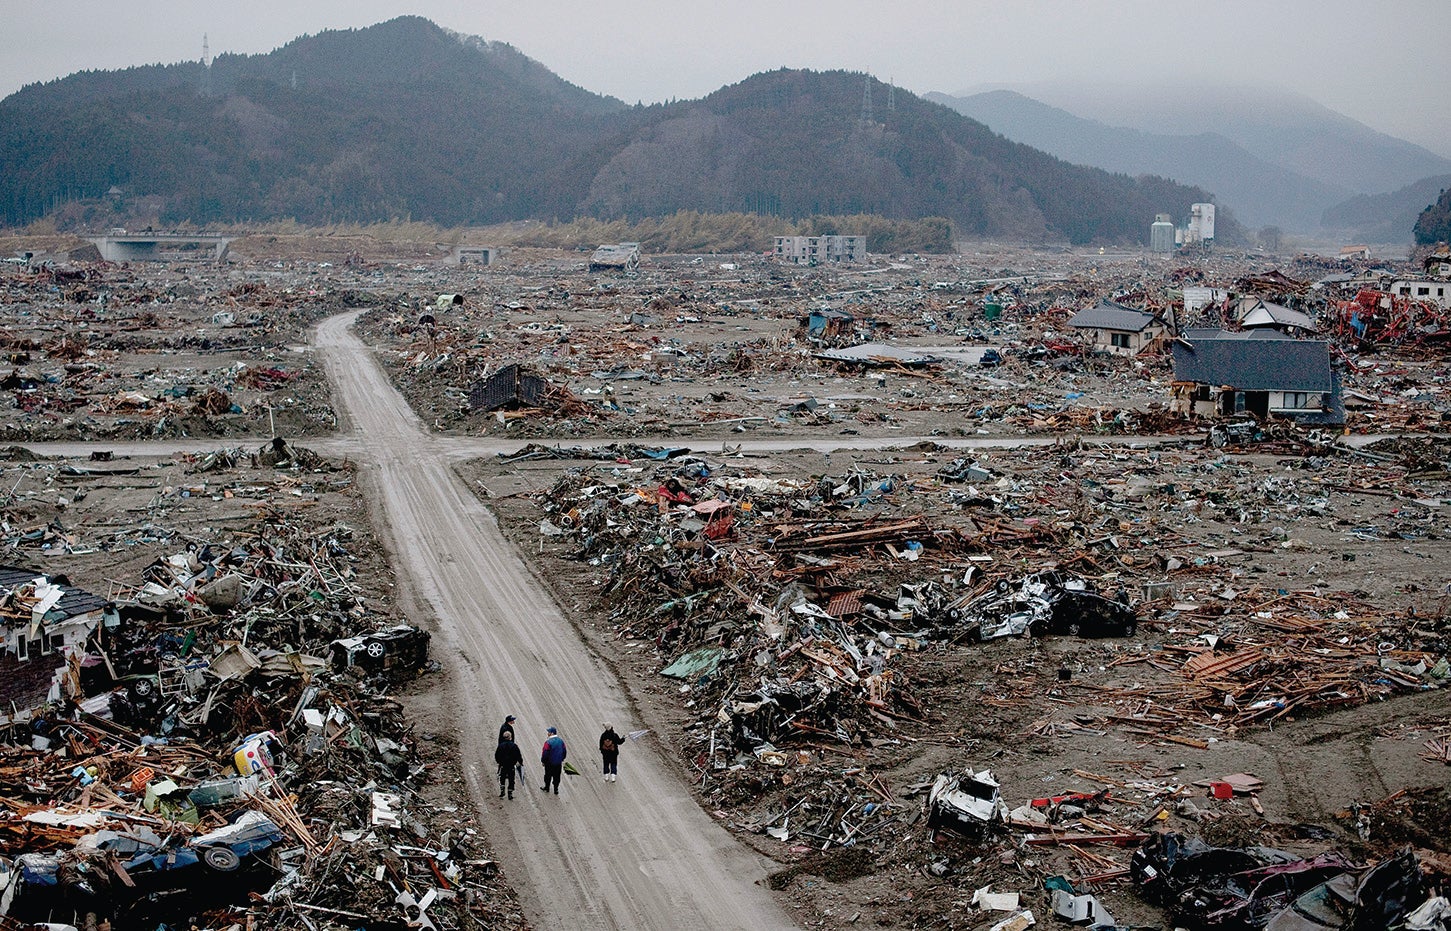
[129,678,156,699]
[1066,622,1082,637]
[201,846,241,872]
[365,640,387,660]
[1124,620,1137,637]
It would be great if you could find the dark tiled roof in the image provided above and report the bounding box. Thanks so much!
[0,565,107,618]
[1171,332,1333,392]
[1067,300,1162,333]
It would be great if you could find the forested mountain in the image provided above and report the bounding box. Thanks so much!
[1324,174,1451,245]
[1415,187,1451,246]
[2,16,1218,245]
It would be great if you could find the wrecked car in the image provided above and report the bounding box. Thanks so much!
[15,811,285,901]
[926,768,1007,841]
[722,680,834,750]
[1132,832,1300,908]
[947,570,1137,641]
[328,624,430,675]
[1182,853,1359,929]
[1265,848,1425,931]
[1208,418,1262,449]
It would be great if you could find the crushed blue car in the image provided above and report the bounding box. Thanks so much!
[16,810,285,895]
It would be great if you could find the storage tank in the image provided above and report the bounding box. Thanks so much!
[1150,214,1175,253]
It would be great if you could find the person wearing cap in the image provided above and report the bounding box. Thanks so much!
[494,733,523,800]
[540,727,567,795]
[599,724,623,783]
[498,715,517,744]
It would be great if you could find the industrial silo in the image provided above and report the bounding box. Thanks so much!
[1150,214,1174,253]
[1188,203,1215,243]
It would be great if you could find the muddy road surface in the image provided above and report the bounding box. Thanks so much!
[312,311,796,930]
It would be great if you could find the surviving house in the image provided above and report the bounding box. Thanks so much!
[1170,329,1344,425]
[1065,299,1168,355]
[454,246,496,265]
[1236,297,1317,334]
[1388,279,1451,309]
[773,235,868,265]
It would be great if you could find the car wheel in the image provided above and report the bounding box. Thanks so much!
[1124,621,1137,637]
[201,846,241,871]
[946,607,963,623]
[365,640,387,659]
[1066,622,1082,637]
[129,678,156,699]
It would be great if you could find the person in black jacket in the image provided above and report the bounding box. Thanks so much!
[494,736,524,800]
[599,724,623,783]
[498,714,516,744]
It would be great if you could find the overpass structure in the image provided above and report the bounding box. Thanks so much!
[88,232,233,263]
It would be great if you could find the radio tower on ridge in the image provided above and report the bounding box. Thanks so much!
[859,74,874,125]
[201,33,212,96]
[887,77,895,112]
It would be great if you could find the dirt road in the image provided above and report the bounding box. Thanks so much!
[312,312,797,930]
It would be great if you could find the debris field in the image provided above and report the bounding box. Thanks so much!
[1,237,1449,930]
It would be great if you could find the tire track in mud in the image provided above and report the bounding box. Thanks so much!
[313,311,796,931]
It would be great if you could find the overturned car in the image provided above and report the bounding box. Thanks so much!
[945,570,1137,641]
[329,624,430,675]
[11,811,285,917]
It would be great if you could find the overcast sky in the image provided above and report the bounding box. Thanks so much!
[5,0,1449,157]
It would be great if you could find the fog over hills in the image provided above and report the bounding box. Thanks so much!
[931,83,1451,241]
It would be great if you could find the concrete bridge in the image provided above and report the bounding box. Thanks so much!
[88,232,233,263]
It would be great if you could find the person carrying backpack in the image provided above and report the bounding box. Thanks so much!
[540,727,567,795]
[599,724,623,783]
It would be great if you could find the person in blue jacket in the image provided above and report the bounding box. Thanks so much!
[540,726,567,795]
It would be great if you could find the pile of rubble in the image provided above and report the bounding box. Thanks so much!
[0,441,521,930]
[0,262,341,442]
[352,247,1451,445]
[488,427,1451,927]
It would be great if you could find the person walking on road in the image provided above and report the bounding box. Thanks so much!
[494,734,523,800]
[599,724,623,783]
[540,727,567,795]
[498,714,516,744]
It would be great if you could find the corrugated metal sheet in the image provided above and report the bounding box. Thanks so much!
[468,364,549,412]
[825,590,865,619]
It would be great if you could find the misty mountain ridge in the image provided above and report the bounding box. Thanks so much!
[956,81,1451,196]
[931,84,1451,240]
[1,16,1220,245]
[925,89,1344,231]
[1323,174,1451,245]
